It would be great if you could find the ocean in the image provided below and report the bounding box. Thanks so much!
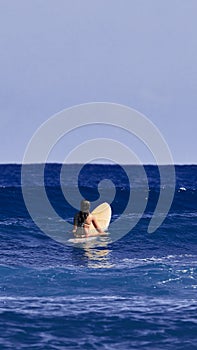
[0,164,196,349]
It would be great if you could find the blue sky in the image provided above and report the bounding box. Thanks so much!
[0,0,197,164]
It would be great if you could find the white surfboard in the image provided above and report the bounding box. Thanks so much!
[89,202,111,235]
[68,235,107,244]
[68,202,111,243]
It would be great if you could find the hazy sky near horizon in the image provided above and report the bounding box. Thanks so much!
[0,0,197,164]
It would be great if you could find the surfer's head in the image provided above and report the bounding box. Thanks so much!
[80,200,90,213]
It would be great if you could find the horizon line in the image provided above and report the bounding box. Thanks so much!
[0,162,197,166]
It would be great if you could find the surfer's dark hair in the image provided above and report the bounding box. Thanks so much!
[74,200,90,227]
[75,211,89,227]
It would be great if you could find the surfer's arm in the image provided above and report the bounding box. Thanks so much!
[73,213,78,233]
[92,216,105,234]
[72,225,77,233]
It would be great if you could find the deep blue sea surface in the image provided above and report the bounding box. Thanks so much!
[0,164,196,349]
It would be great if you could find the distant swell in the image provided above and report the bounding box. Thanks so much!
[0,164,196,350]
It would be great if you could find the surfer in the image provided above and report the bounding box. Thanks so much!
[73,200,105,238]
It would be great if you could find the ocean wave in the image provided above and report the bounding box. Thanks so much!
[0,295,196,350]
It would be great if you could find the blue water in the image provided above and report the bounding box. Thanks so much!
[0,164,196,349]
